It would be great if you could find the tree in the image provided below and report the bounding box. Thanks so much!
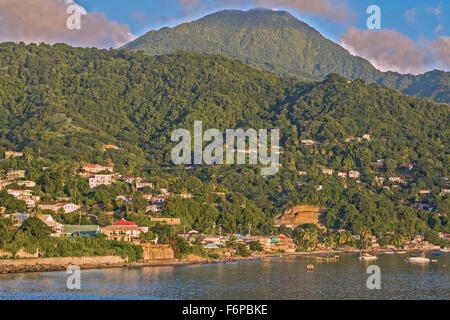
[337,231,352,247]
[21,217,52,239]
[324,233,336,248]
[295,227,319,251]
[249,240,264,252]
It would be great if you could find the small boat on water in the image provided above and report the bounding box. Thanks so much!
[440,248,449,253]
[396,251,407,254]
[406,253,430,263]
[384,251,395,254]
[261,257,274,263]
[316,256,338,262]
[432,252,442,256]
[306,264,314,271]
[359,253,378,261]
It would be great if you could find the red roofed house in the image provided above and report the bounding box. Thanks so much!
[101,219,148,243]
[277,234,290,240]
[274,234,296,252]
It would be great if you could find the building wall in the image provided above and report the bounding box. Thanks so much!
[140,244,174,261]
[274,205,325,227]
[150,218,181,225]
[0,255,125,267]
[0,249,39,259]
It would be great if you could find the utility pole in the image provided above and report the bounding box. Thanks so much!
[78,201,81,237]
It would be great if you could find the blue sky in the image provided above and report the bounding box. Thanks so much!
[0,0,447,74]
[75,0,447,43]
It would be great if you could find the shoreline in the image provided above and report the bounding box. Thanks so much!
[0,247,442,275]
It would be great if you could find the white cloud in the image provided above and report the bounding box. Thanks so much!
[434,24,443,34]
[0,0,135,48]
[340,27,449,74]
[404,8,416,23]
[427,5,442,16]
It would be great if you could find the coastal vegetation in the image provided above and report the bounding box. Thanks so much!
[0,217,143,261]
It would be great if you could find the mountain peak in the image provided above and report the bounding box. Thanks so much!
[198,7,308,28]
[124,9,449,103]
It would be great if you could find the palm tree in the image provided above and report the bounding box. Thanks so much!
[225,235,237,248]
[337,231,352,247]
[324,233,336,248]
[25,152,33,164]
[359,227,372,248]
[392,234,406,248]
[30,206,40,218]
[298,228,318,250]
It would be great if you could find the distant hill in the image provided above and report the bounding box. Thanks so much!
[0,42,447,169]
[124,8,450,103]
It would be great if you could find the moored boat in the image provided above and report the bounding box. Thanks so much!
[406,253,430,263]
[317,256,338,262]
[359,253,378,260]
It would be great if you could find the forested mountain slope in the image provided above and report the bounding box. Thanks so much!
[125,8,450,103]
[0,42,448,235]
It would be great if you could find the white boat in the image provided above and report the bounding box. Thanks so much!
[440,248,449,253]
[396,251,407,254]
[384,251,395,254]
[406,253,430,263]
[359,253,378,260]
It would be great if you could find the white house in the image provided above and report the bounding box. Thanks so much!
[89,174,113,189]
[178,193,193,199]
[17,181,36,188]
[136,182,154,190]
[38,203,80,214]
[301,139,317,146]
[7,189,32,198]
[348,171,360,178]
[82,164,113,174]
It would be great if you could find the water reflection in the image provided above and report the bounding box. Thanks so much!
[0,253,448,300]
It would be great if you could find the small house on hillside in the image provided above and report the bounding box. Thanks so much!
[101,219,147,243]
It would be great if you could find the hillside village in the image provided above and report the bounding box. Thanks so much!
[0,146,448,261]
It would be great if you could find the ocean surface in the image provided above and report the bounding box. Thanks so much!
[0,253,448,300]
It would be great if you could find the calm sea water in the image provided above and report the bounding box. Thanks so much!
[0,253,448,300]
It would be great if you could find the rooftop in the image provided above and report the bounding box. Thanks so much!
[113,219,137,226]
